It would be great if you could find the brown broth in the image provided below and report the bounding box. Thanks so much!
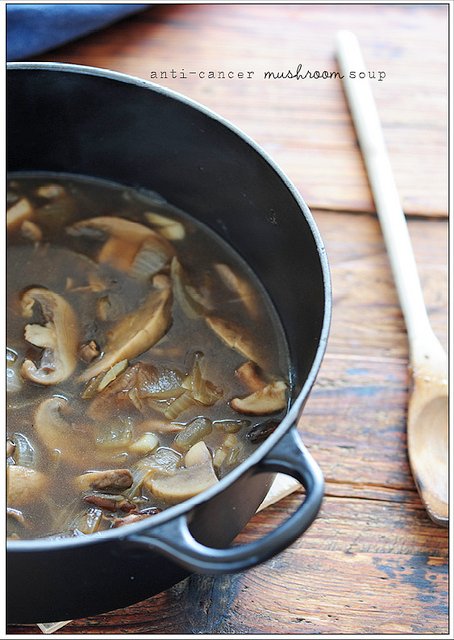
[6,173,291,539]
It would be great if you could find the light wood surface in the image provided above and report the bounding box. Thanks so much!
[7,3,448,635]
[336,29,448,526]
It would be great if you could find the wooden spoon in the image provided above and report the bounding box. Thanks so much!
[336,31,448,526]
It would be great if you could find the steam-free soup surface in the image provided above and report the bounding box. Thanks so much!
[7,174,290,539]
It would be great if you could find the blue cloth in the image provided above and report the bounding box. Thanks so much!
[7,4,148,61]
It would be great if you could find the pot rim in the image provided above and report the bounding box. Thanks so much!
[6,61,331,551]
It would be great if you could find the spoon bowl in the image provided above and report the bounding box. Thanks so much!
[408,336,448,525]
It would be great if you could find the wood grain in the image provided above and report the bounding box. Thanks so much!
[7,3,448,636]
[315,211,448,358]
[32,3,448,217]
[8,210,448,636]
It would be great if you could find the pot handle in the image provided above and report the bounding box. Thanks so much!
[128,426,324,574]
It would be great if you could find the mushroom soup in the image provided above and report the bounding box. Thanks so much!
[7,174,291,539]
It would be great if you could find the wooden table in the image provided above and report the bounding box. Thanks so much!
[7,3,448,635]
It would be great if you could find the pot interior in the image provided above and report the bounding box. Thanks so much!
[7,64,329,402]
[6,63,331,624]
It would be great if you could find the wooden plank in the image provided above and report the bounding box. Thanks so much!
[33,3,448,217]
[314,211,448,357]
[26,497,446,635]
[6,4,448,635]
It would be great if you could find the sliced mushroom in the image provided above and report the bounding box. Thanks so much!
[79,284,173,382]
[74,469,133,493]
[34,396,94,462]
[184,441,212,467]
[7,464,48,507]
[20,288,79,385]
[7,198,34,232]
[70,217,175,277]
[230,380,287,415]
[235,361,267,392]
[145,211,185,240]
[36,183,66,199]
[171,257,211,318]
[34,193,76,229]
[20,220,43,243]
[146,454,219,504]
[214,263,259,319]
[205,316,262,363]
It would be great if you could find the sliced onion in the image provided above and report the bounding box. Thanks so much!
[72,507,105,535]
[6,349,23,394]
[137,366,185,400]
[171,257,206,319]
[12,432,36,468]
[97,359,129,391]
[163,392,194,420]
[213,419,250,433]
[172,417,213,452]
[182,352,223,406]
[130,241,170,279]
[95,421,133,450]
[124,447,182,498]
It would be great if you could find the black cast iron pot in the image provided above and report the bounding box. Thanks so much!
[7,63,331,624]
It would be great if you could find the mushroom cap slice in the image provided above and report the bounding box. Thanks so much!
[235,361,267,392]
[21,220,43,243]
[205,316,262,363]
[70,217,175,275]
[184,441,212,467]
[7,198,34,233]
[20,287,79,385]
[231,380,288,415]
[71,216,161,244]
[214,263,259,319]
[79,284,173,381]
[146,457,219,504]
[34,396,94,461]
[74,469,133,493]
[7,465,48,507]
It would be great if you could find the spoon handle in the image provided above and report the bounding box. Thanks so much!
[335,30,435,365]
